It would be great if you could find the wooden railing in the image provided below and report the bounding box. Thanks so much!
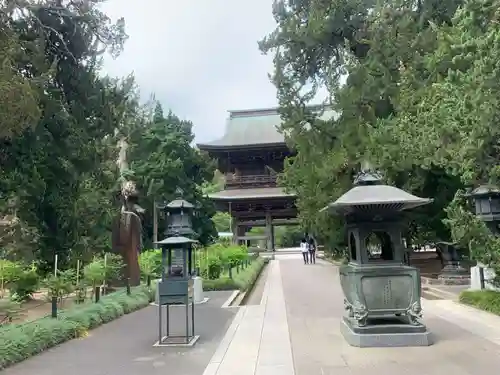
[224,174,277,189]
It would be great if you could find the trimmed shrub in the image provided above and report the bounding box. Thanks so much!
[0,285,155,370]
[204,256,266,291]
[10,268,39,302]
[459,290,500,315]
[197,243,249,280]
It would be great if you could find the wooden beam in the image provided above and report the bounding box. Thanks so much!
[234,208,297,220]
[238,218,299,226]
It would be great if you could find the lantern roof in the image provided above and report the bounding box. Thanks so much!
[155,236,198,245]
[321,171,432,215]
[166,199,194,209]
[467,185,500,198]
[166,188,194,209]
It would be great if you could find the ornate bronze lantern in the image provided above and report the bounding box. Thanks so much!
[321,170,433,347]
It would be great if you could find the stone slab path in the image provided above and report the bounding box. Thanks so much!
[204,256,500,375]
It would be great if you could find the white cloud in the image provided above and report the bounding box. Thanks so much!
[101,0,279,143]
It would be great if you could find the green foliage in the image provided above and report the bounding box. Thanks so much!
[259,0,482,248]
[128,102,217,247]
[215,244,248,267]
[44,270,76,303]
[197,244,248,280]
[138,249,162,279]
[0,299,20,325]
[0,286,155,370]
[9,268,39,303]
[275,226,304,248]
[0,260,41,301]
[444,190,500,283]
[212,212,231,233]
[1,1,218,279]
[374,0,500,185]
[0,0,129,272]
[0,260,21,296]
[83,253,124,288]
[203,256,265,292]
[202,252,224,280]
[459,290,500,315]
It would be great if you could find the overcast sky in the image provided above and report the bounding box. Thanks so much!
[101,0,279,143]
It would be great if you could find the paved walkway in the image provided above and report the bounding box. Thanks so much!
[2,292,236,375]
[204,256,500,375]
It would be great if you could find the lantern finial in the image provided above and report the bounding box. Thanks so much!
[175,187,184,198]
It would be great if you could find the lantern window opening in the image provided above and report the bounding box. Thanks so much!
[365,231,394,261]
[349,232,357,261]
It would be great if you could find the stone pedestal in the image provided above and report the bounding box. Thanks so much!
[193,276,204,304]
[436,242,470,285]
[470,265,498,291]
[339,263,432,347]
[341,316,432,347]
[438,264,470,285]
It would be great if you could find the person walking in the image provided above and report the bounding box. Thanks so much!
[300,238,309,264]
[308,237,316,264]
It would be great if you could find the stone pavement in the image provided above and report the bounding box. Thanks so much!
[2,291,237,375]
[203,259,293,375]
[203,255,500,375]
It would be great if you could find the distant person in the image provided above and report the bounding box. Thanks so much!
[300,238,309,264]
[308,237,316,264]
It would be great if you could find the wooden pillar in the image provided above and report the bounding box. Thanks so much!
[265,211,273,251]
[270,223,275,252]
[231,216,239,244]
[236,225,246,245]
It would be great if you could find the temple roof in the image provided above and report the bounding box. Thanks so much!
[321,185,432,214]
[208,187,295,200]
[197,105,337,150]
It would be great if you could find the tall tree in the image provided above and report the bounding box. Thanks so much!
[128,102,217,246]
[260,0,466,250]
[0,0,128,270]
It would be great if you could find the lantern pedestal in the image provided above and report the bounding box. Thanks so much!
[339,263,432,347]
[340,316,431,347]
[435,242,469,285]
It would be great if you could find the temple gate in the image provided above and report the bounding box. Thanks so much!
[198,106,334,250]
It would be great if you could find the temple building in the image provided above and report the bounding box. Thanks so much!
[197,106,334,250]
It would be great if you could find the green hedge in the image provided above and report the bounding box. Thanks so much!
[459,289,500,315]
[0,285,155,370]
[203,257,266,291]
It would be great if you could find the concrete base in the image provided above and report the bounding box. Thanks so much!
[153,335,200,347]
[340,317,433,347]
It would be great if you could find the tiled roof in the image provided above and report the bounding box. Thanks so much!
[197,106,337,149]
